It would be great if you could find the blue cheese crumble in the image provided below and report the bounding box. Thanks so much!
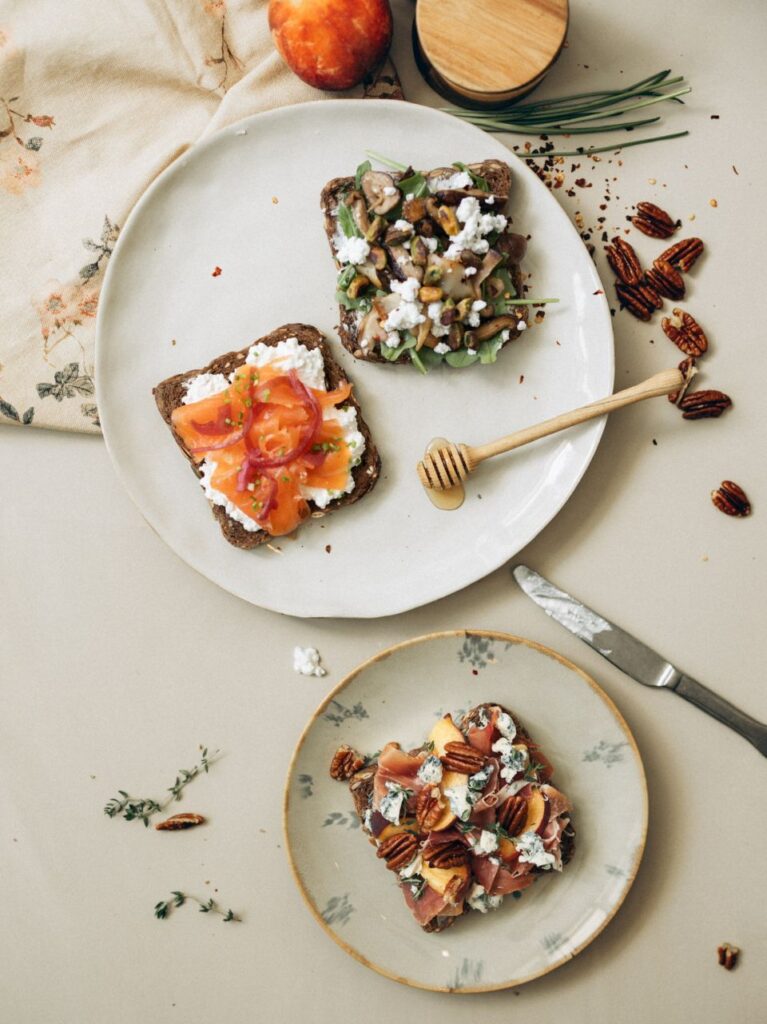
[516,830,556,870]
[492,737,529,783]
[417,754,443,785]
[467,883,503,913]
[380,782,412,824]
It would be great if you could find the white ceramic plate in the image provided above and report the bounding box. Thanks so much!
[96,100,613,618]
[284,631,647,993]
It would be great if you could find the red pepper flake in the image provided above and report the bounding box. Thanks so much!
[471,669,479,676]
[519,374,524,383]
[710,114,720,119]
[212,266,222,277]
[593,289,604,295]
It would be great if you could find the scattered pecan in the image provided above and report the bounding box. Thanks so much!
[441,741,487,774]
[329,745,365,781]
[497,795,528,837]
[615,279,662,321]
[443,874,466,905]
[717,942,740,970]
[661,308,708,356]
[631,201,678,239]
[416,787,445,832]
[658,237,704,272]
[424,840,469,869]
[668,357,697,404]
[646,258,685,301]
[712,481,751,517]
[679,389,732,419]
[377,831,418,871]
[154,813,206,831]
[605,236,642,285]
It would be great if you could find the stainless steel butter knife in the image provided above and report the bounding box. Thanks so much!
[513,565,767,758]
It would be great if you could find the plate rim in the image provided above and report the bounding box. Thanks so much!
[283,628,648,993]
[96,99,615,619]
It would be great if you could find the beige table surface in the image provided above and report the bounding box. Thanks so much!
[2,1,766,1021]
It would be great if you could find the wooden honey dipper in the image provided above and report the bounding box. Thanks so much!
[418,368,687,500]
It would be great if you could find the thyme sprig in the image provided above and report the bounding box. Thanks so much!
[442,70,690,155]
[154,891,240,923]
[104,746,219,827]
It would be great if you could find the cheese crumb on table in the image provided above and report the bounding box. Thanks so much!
[293,646,327,677]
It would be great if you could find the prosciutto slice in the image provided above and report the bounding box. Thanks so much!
[471,761,501,812]
[471,855,500,893]
[489,862,536,896]
[401,877,469,926]
[372,743,426,810]
[541,784,571,818]
[466,720,496,754]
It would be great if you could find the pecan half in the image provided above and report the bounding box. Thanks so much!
[679,389,732,419]
[645,258,685,301]
[631,201,678,239]
[497,795,527,837]
[659,237,704,272]
[416,786,445,832]
[615,279,662,321]
[605,236,642,285]
[424,840,468,869]
[712,481,751,517]
[377,831,418,871]
[443,874,466,905]
[668,357,697,404]
[329,745,365,781]
[661,308,708,356]
[717,942,740,970]
[441,741,487,774]
[154,813,205,831]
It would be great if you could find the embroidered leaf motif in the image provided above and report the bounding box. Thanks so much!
[79,262,101,280]
[37,363,95,401]
[81,403,100,426]
[0,398,20,421]
[22,407,34,425]
[25,136,43,151]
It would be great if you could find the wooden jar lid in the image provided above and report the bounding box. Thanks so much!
[414,0,569,108]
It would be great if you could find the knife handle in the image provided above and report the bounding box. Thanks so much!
[675,675,767,757]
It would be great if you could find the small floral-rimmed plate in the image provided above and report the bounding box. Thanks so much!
[284,630,647,993]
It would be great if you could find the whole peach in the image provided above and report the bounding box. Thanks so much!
[269,0,393,91]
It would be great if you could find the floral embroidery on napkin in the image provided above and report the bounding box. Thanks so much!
[0,96,55,195]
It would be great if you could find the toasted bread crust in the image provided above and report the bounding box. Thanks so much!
[320,161,527,363]
[153,323,381,549]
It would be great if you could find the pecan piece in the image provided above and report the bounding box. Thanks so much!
[668,357,697,404]
[416,786,446,832]
[329,745,365,781]
[661,308,708,356]
[443,874,466,905]
[154,813,205,831]
[497,795,527,837]
[605,236,642,285]
[712,481,751,517]
[679,389,732,419]
[717,942,740,970]
[377,831,418,871]
[659,237,704,272]
[631,201,678,239]
[441,741,487,774]
[424,840,469,869]
[615,279,662,321]
[645,258,685,301]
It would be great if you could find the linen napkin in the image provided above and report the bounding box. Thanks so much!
[0,0,401,434]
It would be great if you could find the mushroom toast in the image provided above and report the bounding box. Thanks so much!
[153,325,380,547]
[330,702,575,933]
[320,159,530,371]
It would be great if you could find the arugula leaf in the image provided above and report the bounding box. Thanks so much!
[335,289,371,313]
[478,333,507,364]
[418,348,446,369]
[445,349,480,368]
[397,171,429,198]
[491,266,518,314]
[409,349,428,374]
[336,203,360,239]
[452,160,490,191]
[380,333,416,361]
[354,159,371,189]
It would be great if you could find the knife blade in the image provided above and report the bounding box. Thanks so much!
[512,564,767,758]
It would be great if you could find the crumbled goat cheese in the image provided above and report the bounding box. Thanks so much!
[517,320,527,331]
[383,185,397,196]
[427,301,451,337]
[434,342,450,355]
[423,236,439,253]
[393,218,414,233]
[383,277,425,333]
[292,646,327,677]
[335,235,370,266]
[446,197,507,258]
[464,266,478,276]
[466,298,487,328]
[430,170,472,191]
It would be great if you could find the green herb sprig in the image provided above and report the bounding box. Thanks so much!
[104,746,219,827]
[442,70,690,155]
[154,891,240,923]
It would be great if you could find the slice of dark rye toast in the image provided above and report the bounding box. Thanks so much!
[338,702,576,934]
[153,324,381,550]
[320,160,528,365]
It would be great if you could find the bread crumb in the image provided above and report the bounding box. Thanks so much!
[325,544,332,554]
[171,339,176,346]
[212,266,222,277]
[689,213,696,221]
[648,177,656,185]
[271,196,279,205]
[709,198,718,207]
